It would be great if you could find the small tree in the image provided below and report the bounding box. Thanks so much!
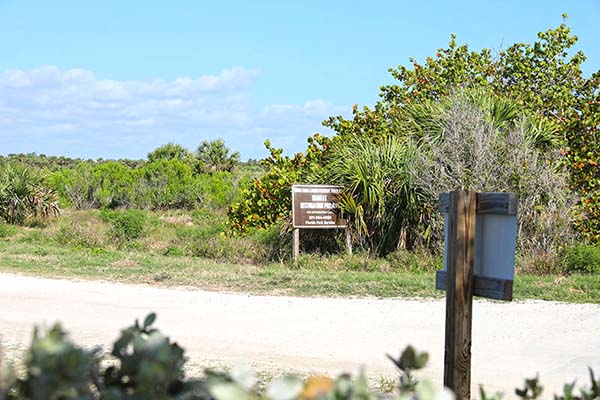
[197,139,240,174]
[147,143,194,163]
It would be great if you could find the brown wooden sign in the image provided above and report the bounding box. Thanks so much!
[292,184,346,229]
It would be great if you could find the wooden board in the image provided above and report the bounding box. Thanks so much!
[438,192,518,215]
[435,271,513,301]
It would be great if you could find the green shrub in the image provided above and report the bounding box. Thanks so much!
[48,163,98,209]
[196,171,250,209]
[227,136,329,234]
[0,223,17,238]
[92,161,136,209]
[134,159,199,209]
[387,250,442,273]
[163,245,184,257]
[100,209,147,242]
[16,230,47,244]
[56,223,107,250]
[3,313,600,400]
[565,244,600,274]
[15,324,96,399]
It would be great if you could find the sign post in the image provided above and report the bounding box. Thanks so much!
[436,191,518,399]
[291,184,347,265]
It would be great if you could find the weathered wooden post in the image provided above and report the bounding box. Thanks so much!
[345,227,353,256]
[436,191,518,399]
[442,190,476,399]
[293,228,300,266]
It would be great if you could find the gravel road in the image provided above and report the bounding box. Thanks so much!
[1,273,599,396]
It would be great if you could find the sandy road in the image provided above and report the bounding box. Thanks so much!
[1,273,599,396]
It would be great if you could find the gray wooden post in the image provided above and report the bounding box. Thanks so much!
[292,228,300,266]
[345,227,352,255]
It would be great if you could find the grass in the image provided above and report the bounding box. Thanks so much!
[0,241,436,298]
[1,240,600,303]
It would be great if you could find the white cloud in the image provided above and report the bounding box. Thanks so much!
[0,66,348,160]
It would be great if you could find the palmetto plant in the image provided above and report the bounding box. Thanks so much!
[0,163,60,225]
[399,89,559,149]
[322,135,428,255]
[197,138,240,174]
[320,89,564,257]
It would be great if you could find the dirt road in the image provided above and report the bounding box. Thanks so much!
[1,273,599,396]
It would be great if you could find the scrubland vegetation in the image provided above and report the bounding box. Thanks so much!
[1,18,600,301]
[1,16,600,400]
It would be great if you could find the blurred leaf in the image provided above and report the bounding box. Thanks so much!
[143,312,156,329]
[266,375,304,400]
[231,364,257,392]
[210,382,250,400]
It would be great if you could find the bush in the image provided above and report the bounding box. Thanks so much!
[2,314,600,400]
[0,223,17,239]
[56,223,108,250]
[565,244,600,274]
[163,245,184,257]
[0,162,60,225]
[17,324,96,399]
[196,171,250,209]
[100,209,147,242]
[227,136,329,234]
[412,92,575,271]
[133,159,200,209]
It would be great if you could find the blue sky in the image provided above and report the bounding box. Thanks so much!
[1,1,599,160]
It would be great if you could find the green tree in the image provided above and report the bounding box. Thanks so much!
[147,142,194,164]
[325,16,600,242]
[91,161,135,209]
[197,139,240,173]
[227,135,330,234]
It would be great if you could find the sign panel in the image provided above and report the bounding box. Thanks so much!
[442,213,517,281]
[292,184,346,229]
[437,192,518,301]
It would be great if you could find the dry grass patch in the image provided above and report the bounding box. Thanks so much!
[111,259,140,268]
[158,214,193,226]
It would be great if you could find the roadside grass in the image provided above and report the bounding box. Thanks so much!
[1,241,599,303]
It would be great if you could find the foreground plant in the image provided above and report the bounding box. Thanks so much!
[1,314,599,400]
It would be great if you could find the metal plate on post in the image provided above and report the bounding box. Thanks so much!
[437,192,518,301]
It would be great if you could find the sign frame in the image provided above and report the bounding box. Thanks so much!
[291,184,346,229]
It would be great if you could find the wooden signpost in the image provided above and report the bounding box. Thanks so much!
[291,184,348,264]
[436,191,518,399]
